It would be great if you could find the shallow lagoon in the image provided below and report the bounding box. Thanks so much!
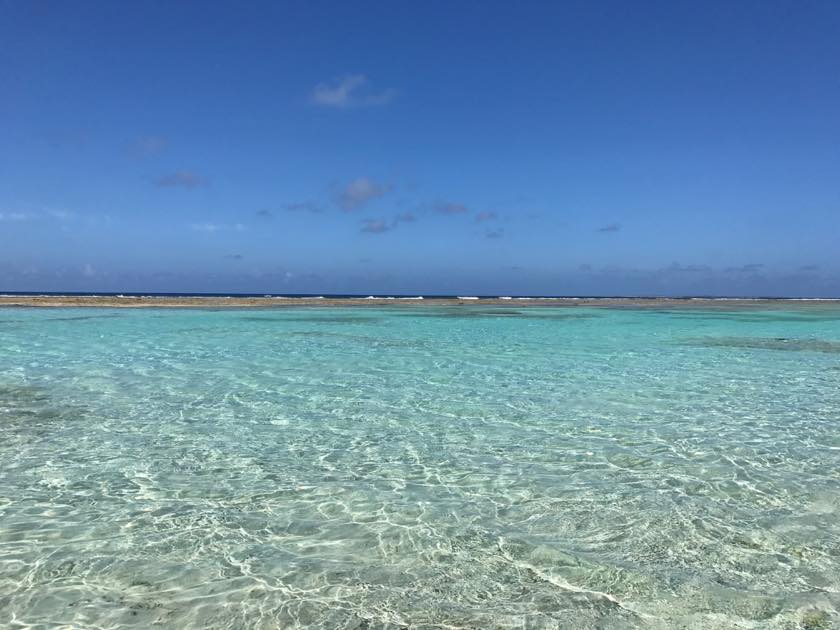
[1,306,839,628]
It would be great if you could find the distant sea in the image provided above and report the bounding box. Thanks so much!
[1,291,837,300]
[1,304,838,628]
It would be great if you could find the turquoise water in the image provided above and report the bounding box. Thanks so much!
[1,306,839,629]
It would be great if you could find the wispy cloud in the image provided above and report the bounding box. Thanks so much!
[256,209,273,218]
[485,228,505,239]
[191,223,222,233]
[284,201,324,213]
[663,262,712,273]
[360,219,392,234]
[338,178,389,211]
[596,223,621,233]
[190,223,245,233]
[127,135,167,157]
[0,208,76,223]
[475,211,497,222]
[724,263,765,273]
[157,171,207,189]
[435,201,469,215]
[0,212,35,222]
[47,209,74,220]
[82,263,96,277]
[359,211,417,234]
[311,74,396,108]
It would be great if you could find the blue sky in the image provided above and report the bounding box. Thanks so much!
[1,1,839,296]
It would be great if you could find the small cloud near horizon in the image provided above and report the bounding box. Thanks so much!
[663,262,713,273]
[435,201,469,215]
[360,219,391,234]
[338,178,389,211]
[157,171,207,189]
[597,223,621,233]
[0,208,76,223]
[191,223,222,233]
[311,74,395,108]
[724,263,765,273]
[360,211,417,234]
[0,211,35,222]
[127,135,167,157]
[485,228,504,239]
[475,211,497,222]
[284,201,324,213]
[191,223,245,233]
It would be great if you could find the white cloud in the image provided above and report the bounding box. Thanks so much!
[0,207,74,222]
[311,75,395,108]
[191,223,223,232]
[190,222,246,233]
[338,177,390,211]
[48,209,73,219]
[0,212,34,221]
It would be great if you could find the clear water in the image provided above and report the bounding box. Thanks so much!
[1,306,839,629]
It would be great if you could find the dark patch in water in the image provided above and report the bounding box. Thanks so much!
[398,309,599,320]
[663,311,840,324]
[240,315,382,325]
[519,312,601,321]
[46,314,124,322]
[0,383,51,406]
[682,336,840,354]
[0,382,84,440]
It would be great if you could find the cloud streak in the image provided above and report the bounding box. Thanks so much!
[338,178,389,211]
[596,223,621,233]
[191,223,245,233]
[724,263,765,273]
[127,135,167,157]
[435,201,469,215]
[0,212,35,222]
[311,75,395,108]
[0,208,76,223]
[360,219,391,234]
[284,201,324,214]
[157,171,207,189]
[360,211,419,235]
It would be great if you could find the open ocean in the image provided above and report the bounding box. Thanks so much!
[1,305,839,629]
